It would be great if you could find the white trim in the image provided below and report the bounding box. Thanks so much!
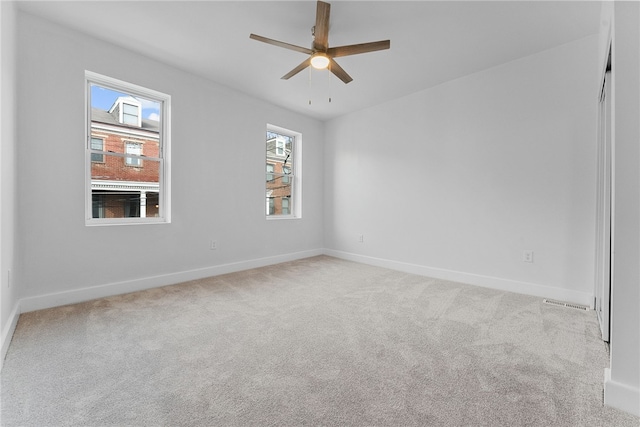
[0,300,20,372]
[86,71,170,102]
[324,249,594,307]
[594,64,613,342]
[19,249,324,313]
[2,250,602,373]
[92,180,159,192]
[85,70,171,226]
[266,214,300,221]
[266,124,302,219]
[604,368,640,416]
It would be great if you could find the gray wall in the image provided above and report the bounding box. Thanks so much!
[0,1,18,367]
[324,35,598,306]
[14,12,325,308]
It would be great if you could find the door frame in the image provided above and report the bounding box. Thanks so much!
[594,44,613,342]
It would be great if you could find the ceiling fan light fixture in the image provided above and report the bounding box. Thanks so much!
[250,0,390,84]
[310,53,330,69]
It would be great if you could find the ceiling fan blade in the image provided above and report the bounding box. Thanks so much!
[313,1,331,51]
[329,58,353,84]
[250,34,313,55]
[281,57,312,80]
[327,40,391,58]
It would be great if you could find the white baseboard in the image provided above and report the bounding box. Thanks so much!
[324,249,594,307]
[20,249,324,314]
[1,300,21,371]
[5,248,596,372]
[604,368,640,417]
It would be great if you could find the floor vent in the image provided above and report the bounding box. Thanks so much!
[543,299,589,311]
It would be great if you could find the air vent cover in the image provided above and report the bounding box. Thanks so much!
[543,299,589,311]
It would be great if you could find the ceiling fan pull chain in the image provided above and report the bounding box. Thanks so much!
[328,61,332,103]
[308,66,312,105]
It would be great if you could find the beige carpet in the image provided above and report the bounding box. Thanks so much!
[1,256,638,426]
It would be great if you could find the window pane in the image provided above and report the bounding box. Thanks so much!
[92,152,156,182]
[267,131,293,166]
[266,128,295,217]
[91,153,160,219]
[123,114,138,125]
[267,197,275,215]
[91,138,103,150]
[265,180,291,216]
[125,142,142,166]
[123,103,138,115]
[87,74,168,224]
[266,164,274,182]
[92,193,106,218]
[92,191,142,218]
[91,137,104,162]
[124,194,140,217]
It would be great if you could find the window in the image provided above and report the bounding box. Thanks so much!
[92,193,106,218]
[123,193,140,217]
[90,137,104,162]
[125,142,142,166]
[267,197,275,215]
[86,71,171,225]
[265,125,301,218]
[122,103,139,126]
[266,163,274,183]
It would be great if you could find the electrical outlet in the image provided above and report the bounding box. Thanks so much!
[358,234,364,243]
[523,250,534,263]
[210,240,218,250]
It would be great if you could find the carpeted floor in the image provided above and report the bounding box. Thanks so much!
[1,256,638,426]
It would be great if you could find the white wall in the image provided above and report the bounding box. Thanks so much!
[14,12,324,311]
[0,1,19,369]
[603,1,640,416]
[325,35,598,306]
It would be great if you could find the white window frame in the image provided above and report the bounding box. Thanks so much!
[85,71,171,226]
[266,124,301,220]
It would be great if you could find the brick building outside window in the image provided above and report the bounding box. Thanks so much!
[90,96,161,219]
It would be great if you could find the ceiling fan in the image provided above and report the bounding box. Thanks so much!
[249,0,390,84]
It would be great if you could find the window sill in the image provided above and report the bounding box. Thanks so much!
[86,218,170,227]
[266,215,300,221]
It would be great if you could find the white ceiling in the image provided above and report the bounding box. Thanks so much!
[17,1,602,121]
